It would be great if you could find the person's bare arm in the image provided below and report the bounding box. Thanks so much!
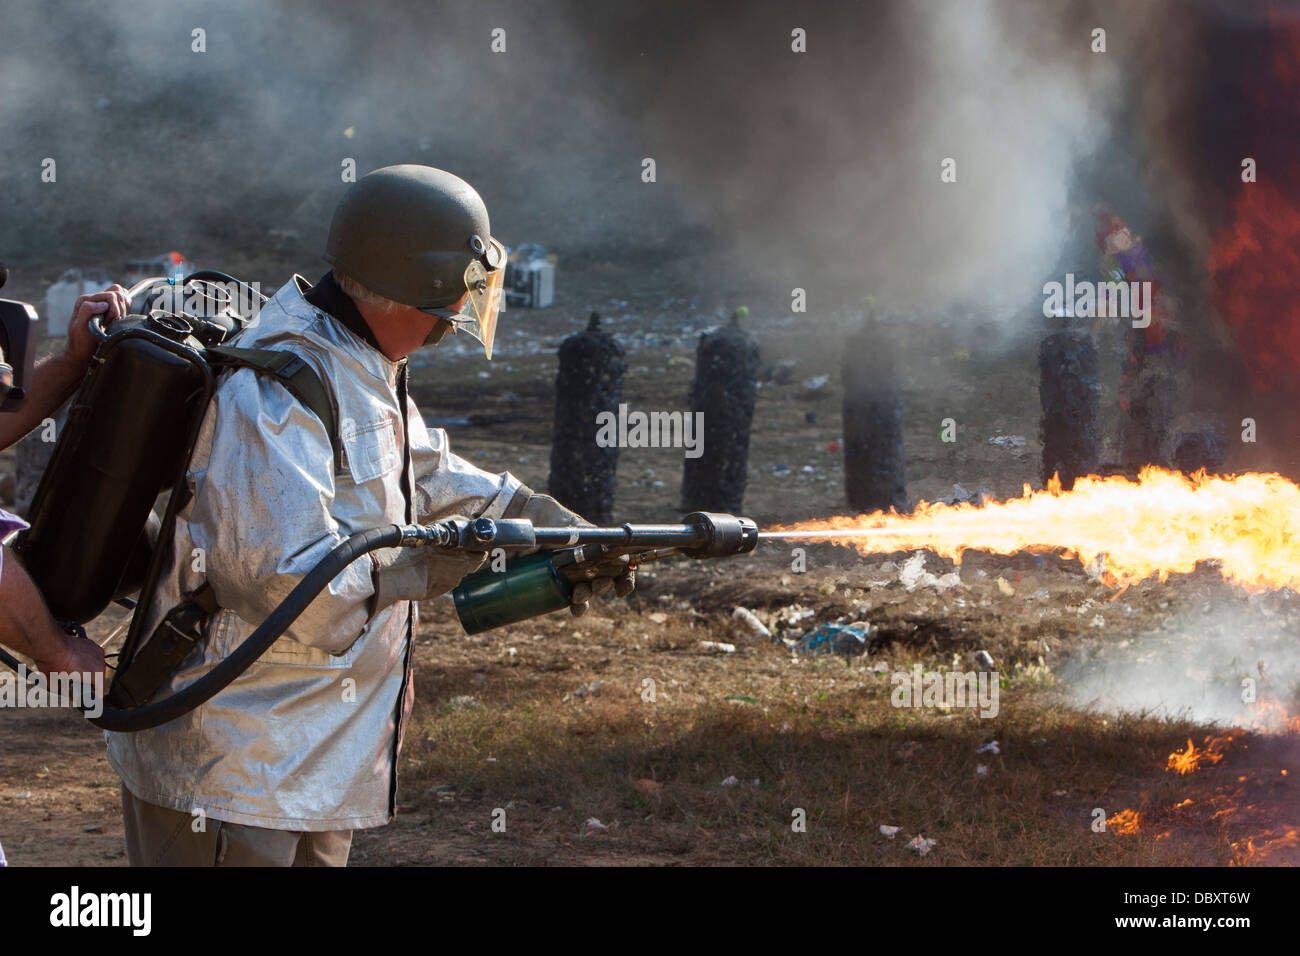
[0,285,129,449]
[0,547,104,676]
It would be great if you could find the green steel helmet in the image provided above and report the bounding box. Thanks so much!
[324,164,506,357]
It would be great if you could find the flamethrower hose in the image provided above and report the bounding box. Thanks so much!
[0,524,407,733]
[90,524,406,732]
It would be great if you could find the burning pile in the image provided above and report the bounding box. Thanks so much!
[770,466,1300,593]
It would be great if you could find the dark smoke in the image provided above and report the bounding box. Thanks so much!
[0,0,1138,317]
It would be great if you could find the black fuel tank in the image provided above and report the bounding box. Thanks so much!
[15,318,210,623]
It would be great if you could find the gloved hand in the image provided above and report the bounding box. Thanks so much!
[370,537,487,612]
[506,488,636,616]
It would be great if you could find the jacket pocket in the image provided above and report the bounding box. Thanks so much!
[209,609,356,670]
[342,415,400,485]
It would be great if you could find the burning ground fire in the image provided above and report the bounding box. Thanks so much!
[1166,735,1235,775]
[770,467,1300,863]
[769,466,1300,593]
[1106,733,1299,864]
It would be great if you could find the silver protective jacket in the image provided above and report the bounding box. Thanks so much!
[106,276,523,831]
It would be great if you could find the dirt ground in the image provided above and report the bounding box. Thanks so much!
[1,257,1296,866]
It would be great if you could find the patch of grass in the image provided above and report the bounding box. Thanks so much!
[393,604,1292,865]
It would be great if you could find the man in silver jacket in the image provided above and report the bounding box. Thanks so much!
[107,165,629,865]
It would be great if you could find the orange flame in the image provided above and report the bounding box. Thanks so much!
[1166,735,1234,775]
[774,467,1300,592]
[1107,808,1141,835]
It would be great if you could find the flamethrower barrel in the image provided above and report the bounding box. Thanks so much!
[530,524,709,549]
[471,512,759,558]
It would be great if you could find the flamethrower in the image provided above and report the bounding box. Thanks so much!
[452,511,758,633]
[0,512,760,732]
[12,460,1299,733]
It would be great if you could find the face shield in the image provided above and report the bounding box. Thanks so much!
[422,236,505,359]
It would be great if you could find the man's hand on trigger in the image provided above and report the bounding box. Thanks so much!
[512,491,637,617]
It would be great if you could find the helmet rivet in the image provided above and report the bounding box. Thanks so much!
[432,279,443,289]
[469,235,486,255]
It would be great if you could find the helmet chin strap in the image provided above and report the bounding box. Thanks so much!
[421,317,454,348]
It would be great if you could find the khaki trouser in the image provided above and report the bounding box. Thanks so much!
[121,787,352,867]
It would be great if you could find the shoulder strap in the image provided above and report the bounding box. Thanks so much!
[206,345,341,462]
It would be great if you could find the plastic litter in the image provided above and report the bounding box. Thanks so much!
[899,552,962,591]
[906,835,938,856]
[732,606,772,638]
[796,623,870,656]
[988,435,1027,449]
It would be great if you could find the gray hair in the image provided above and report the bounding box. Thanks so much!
[333,269,406,314]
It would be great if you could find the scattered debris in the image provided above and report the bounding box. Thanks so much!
[701,641,736,654]
[574,681,605,697]
[899,551,962,591]
[732,606,772,638]
[879,825,902,838]
[448,695,481,710]
[720,776,740,787]
[648,612,668,624]
[976,764,989,777]
[996,576,1016,596]
[988,434,1027,449]
[584,817,609,832]
[976,740,1001,755]
[774,605,816,631]
[802,374,830,392]
[796,623,870,656]
[974,650,996,670]
[938,483,994,505]
[906,835,938,857]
